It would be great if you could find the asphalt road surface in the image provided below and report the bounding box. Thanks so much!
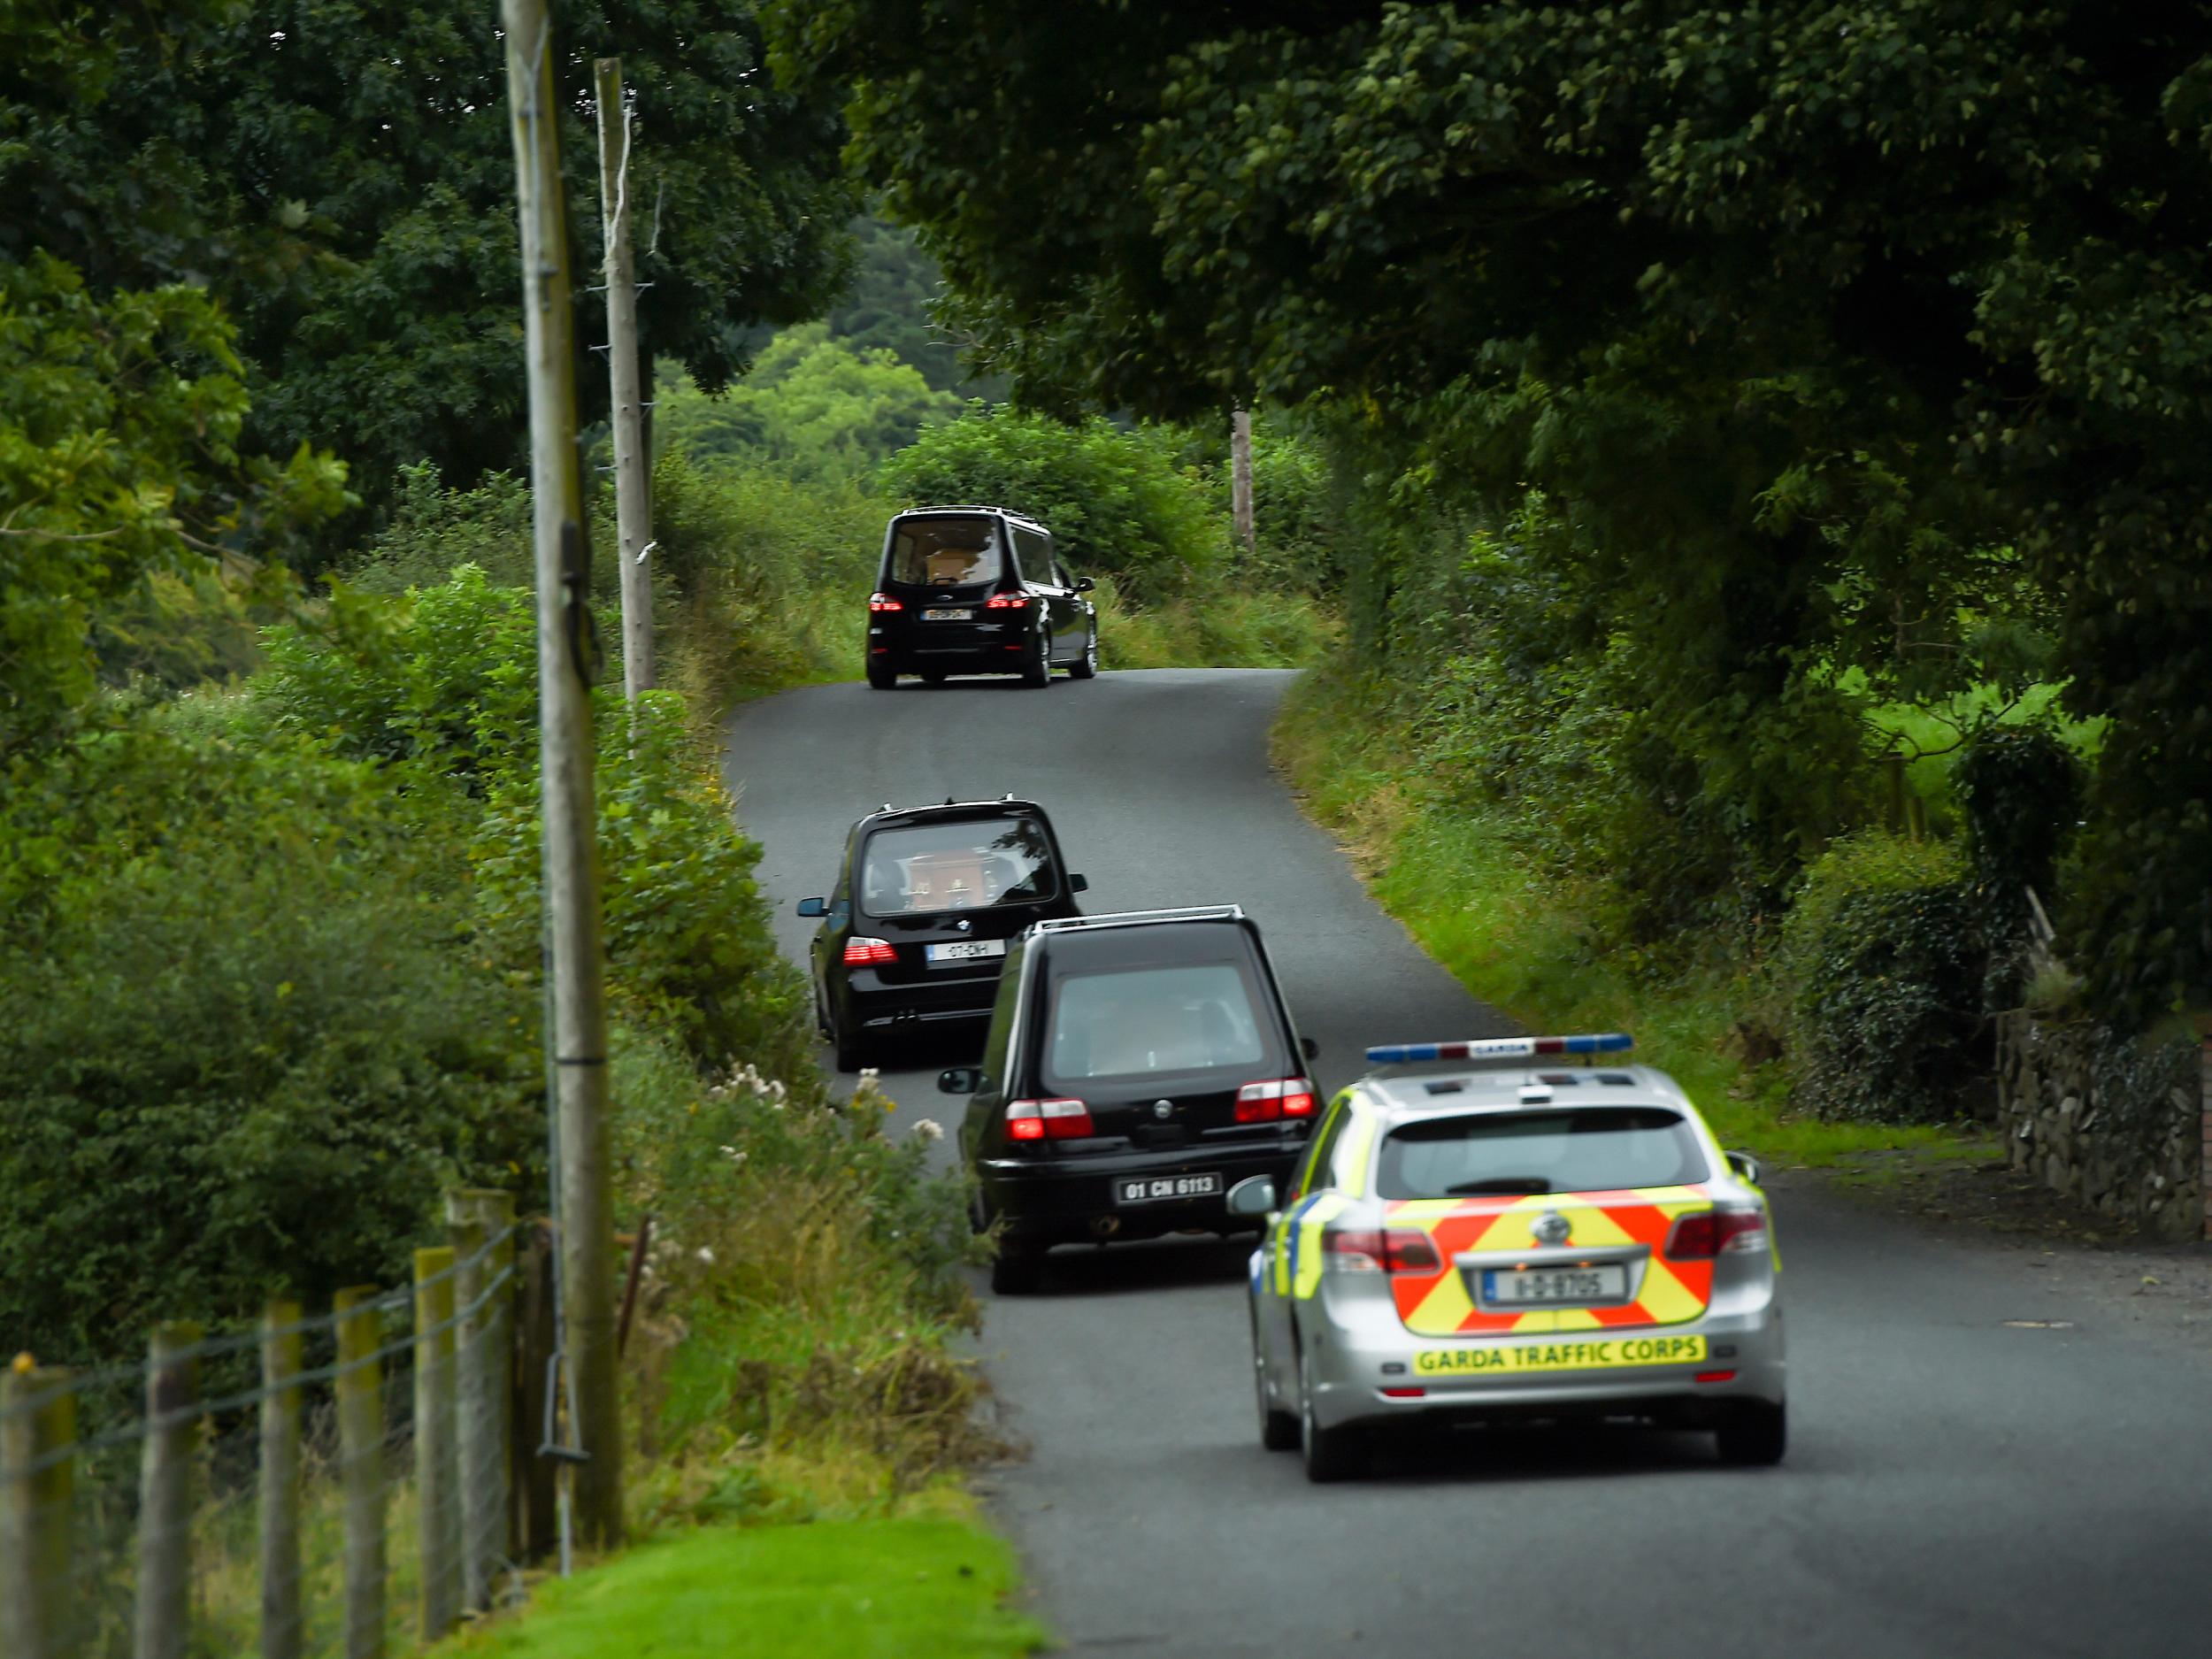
[724,668,2212,1659]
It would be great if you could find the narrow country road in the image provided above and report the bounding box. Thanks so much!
[725,668,2212,1659]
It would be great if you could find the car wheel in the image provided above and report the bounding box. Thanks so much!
[1298,1344,1358,1482]
[1022,628,1051,687]
[1716,1400,1787,1467]
[865,660,896,690]
[1254,1313,1298,1451]
[831,1013,868,1072]
[990,1240,1044,1294]
[921,670,947,687]
[1068,628,1098,680]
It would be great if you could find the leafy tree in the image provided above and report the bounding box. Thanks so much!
[0,252,345,753]
[4,2,856,538]
[879,408,1222,591]
[783,0,2212,1013]
[655,324,960,477]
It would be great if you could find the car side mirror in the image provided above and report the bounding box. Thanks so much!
[1302,1035,1319,1062]
[795,896,827,918]
[1070,873,1088,893]
[1226,1175,1278,1219]
[1075,575,1095,593]
[1725,1149,1762,1186]
[938,1066,983,1094]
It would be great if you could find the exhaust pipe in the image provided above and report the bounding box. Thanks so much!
[1089,1214,1121,1240]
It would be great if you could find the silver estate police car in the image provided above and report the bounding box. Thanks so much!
[1233,1033,1786,1481]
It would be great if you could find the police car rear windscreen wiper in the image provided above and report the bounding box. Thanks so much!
[1443,1177,1552,1194]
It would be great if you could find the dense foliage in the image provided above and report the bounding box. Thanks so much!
[4,0,854,537]
[781,0,2212,1021]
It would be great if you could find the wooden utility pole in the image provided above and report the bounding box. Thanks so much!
[595,56,655,698]
[502,0,624,1550]
[1231,405,1256,557]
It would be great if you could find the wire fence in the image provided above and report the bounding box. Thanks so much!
[2,1190,551,1659]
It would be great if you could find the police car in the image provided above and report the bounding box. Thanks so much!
[1232,1033,1786,1481]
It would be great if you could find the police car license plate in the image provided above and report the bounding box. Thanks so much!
[922,607,973,621]
[1484,1264,1630,1305]
[1115,1171,1221,1205]
[925,940,1006,964]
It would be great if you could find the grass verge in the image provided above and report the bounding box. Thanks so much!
[433,1516,1047,1659]
[1273,670,1971,1170]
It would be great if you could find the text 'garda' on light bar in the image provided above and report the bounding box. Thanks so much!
[1363,1033,1635,1065]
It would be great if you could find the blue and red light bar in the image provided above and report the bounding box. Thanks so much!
[1363,1033,1634,1065]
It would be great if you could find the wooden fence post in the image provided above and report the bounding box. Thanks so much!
[515,1223,558,1562]
[134,1322,202,1659]
[333,1286,385,1659]
[414,1248,461,1642]
[3,1365,76,1659]
[447,1190,515,1613]
[258,1300,303,1659]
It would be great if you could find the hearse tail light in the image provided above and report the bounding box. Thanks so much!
[842,938,897,966]
[1007,1098,1093,1141]
[868,592,903,612]
[1234,1078,1318,1123]
[984,593,1031,610]
[1666,1204,1768,1260]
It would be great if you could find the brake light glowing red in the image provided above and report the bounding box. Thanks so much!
[1380,1386,1426,1399]
[1694,1370,1738,1384]
[868,592,903,612]
[1324,1227,1441,1275]
[1234,1078,1318,1123]
[1007,1098,1093,1141]
[984,593,1030,610]
[1666,1205,1768,1260]
[842,938,897,966]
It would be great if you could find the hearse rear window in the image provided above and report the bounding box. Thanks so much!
[1044,961,1267,1084]
[859,817,1056,916]
[887,517,1002,587]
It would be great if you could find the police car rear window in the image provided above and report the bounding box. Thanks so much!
[1375,1108,1708,1200]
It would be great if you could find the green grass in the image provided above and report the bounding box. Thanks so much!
[434,1519,1048,1659]
[1274,674,1968,1171]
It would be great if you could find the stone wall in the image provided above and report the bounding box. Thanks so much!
[1997,1014,2206,1242]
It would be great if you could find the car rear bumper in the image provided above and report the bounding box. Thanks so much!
[868,618,1033,672]
[842,965,1005,1030]
[982,1138,1304,1247]
[1303,1301,1786,1432]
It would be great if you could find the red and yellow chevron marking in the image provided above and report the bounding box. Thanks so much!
[1383,1187,1715,1336]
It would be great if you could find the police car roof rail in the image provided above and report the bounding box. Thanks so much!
[1363,1032,1633,1067]
[1031,905,1245,934]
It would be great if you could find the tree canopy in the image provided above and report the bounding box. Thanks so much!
[779,0,2212,1018]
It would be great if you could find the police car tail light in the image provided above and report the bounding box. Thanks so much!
[868,592,903,612]
[1007,1098,1092,1141]
[1325,1227,1440,1275]
[842,938,897,966]
[1665,1204,1768,1260]
[1233,1078,1317,1123]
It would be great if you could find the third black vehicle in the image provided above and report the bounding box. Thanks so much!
[796,797,1087,1070]
[939,906,1319,1294]
[865,505,1099,687]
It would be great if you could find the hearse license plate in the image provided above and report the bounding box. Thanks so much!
[1483,1264,1629,1305]
[925,939,1006,965]
[922,607,973,621]
[1115,1171,1222,1205]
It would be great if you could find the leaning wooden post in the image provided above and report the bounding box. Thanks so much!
[413,1248,462,1642]
[333,1287,385,1659]
[514,1223,558,1561]
[258,1301,304,1659]
[446,1190,516,1612]
[595,54,656,698]
[134,1322,202,1659]
[3,1363,77,1659]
